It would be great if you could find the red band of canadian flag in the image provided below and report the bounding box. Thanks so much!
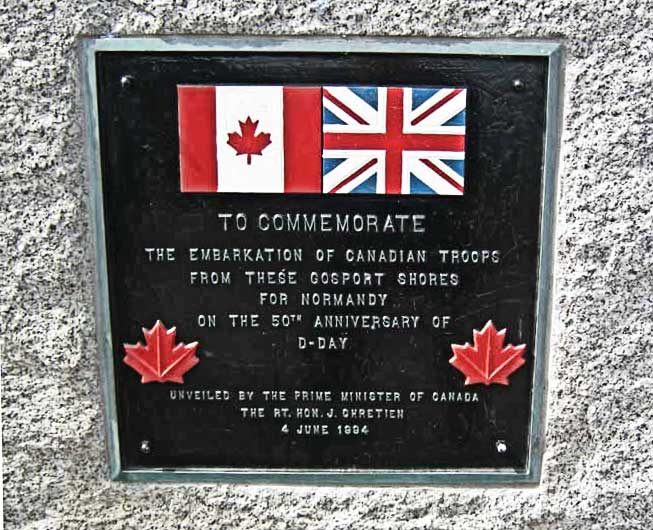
[178,86,218,192]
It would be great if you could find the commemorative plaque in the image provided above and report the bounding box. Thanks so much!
[82,37,562,484]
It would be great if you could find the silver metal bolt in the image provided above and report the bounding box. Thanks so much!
[139,440,151,454]
[512,79,525,92]
[120,75,134,89]
[496,440,508,454]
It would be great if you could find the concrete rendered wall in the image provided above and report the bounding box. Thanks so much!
[2,1,651,529]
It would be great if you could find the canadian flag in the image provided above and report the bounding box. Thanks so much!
[178,86,322,193]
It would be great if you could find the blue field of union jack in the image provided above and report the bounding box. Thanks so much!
[321,86,467,195]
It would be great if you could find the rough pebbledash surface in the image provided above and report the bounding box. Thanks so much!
[1,2,652,530]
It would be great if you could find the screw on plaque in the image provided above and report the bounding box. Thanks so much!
[139,439,151,454]
[512,79,525,92]
[495,439,508,454]
[120,75,135,90]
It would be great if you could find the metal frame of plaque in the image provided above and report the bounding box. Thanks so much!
[81,36,563,485]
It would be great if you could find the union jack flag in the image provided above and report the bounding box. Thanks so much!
[322,86,466,194]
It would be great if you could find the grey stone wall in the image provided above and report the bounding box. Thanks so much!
[2,1,651,529]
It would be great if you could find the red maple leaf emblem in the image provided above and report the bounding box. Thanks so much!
[123,320,199,384]
[449,320,526,386]
[227,116,271,164]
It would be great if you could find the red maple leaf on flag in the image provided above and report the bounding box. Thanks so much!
[227,116,271,164]
[123,320,199,384]
[449,320,526,386]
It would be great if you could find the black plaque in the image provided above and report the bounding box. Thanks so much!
[83,37,562,483]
